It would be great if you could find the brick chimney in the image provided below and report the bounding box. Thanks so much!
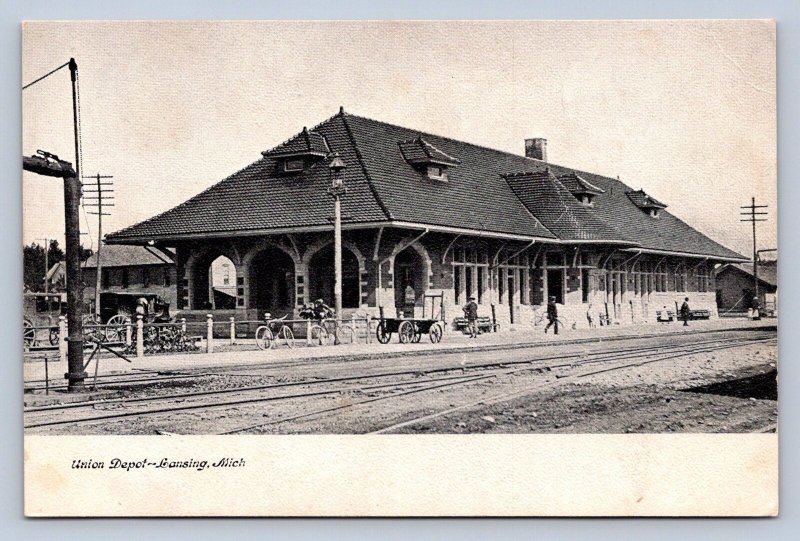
[525,138,547,161]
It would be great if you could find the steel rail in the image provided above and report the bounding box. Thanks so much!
[25,337,773,430]
[220,336,775,434]
[367,337,777,434]
[24,334,766,414]
[23,372,495,429]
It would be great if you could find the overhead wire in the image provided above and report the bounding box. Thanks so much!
[74,66,94,252]
[22,61,70,90]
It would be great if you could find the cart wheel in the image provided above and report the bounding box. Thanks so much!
[429,323,443,344]
[376,322,391,344]
[23,320,35,348]
[398,321,415,344]
[281,326,295,348]
[105,314,128,343]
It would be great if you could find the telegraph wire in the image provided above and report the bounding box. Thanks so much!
[22,61,70,90]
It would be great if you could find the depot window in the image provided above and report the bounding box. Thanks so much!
[283,158,304,173]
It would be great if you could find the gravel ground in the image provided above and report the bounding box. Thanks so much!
[24,329,777,435]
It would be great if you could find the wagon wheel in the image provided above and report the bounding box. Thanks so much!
[375,321,392,344]
[81,313,101,338]
[398,320,415,344]
[23,319,35,349]
[428,322,443,344]
[105,314,128,343]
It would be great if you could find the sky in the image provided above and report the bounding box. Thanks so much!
[21,20,776,258]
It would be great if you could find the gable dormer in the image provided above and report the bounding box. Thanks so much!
[626,189,667,218]
[557,172,605,206]
[261,127,331,174]
[398,136,461,181]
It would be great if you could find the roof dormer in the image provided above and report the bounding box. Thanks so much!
[262,127,331,174]
[626,189,667,218]
[557,172,605,206]
[398,136,460,181]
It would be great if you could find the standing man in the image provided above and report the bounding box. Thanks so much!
[463,296,479,338]
[680,297,691,326]
[752,296,761,321]
[544,296,559,335]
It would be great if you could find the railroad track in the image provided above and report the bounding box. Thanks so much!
[235,335,778,435]
[24,334,775,432]
[23,328,773,394]
[24,333,764,413]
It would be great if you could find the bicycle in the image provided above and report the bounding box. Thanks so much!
[307,318,356,346]
[531,306,570,331]
[255,315,296,350]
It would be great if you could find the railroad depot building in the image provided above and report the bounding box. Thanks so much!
[106,109,746,329]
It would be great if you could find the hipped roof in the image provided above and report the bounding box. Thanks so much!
[107,110,745,261]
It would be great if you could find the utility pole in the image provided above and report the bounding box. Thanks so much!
[740,197,768,319]
[35,238,50,292]
[21,57,86,391]
[83,173,114,317]
[63,58,86,391]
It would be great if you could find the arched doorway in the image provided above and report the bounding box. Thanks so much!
[190,252,238,310]
[308,245,360,308]
[394,247,425,317]
[248,247,295,317]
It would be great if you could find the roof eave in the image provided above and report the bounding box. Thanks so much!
[622,246,748,262]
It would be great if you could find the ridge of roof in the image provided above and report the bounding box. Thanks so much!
[339,111,393,220]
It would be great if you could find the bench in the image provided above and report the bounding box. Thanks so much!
[690,309,711,320]
[453,317,496,333]
[656,310,675,323]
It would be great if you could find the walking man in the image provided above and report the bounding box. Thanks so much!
[463,296,479,338]
[544,296,559,335]
[680,297,691,326]
[752,296,761,321]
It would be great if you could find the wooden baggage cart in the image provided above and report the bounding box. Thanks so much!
[375,317,443,344]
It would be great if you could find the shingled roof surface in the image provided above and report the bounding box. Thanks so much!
[504,170,627,242]
[717,262,778,288]
[107,110,745,260]
[108,114,389,240]
[627,189,668,209]
[557,172,605,196]
[82,244,174,268]
[262,128,330,157]
[398,137,462,166]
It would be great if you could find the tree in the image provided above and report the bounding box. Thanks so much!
[23,240,94,292]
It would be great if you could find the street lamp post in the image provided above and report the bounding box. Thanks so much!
[328,153,347,345]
